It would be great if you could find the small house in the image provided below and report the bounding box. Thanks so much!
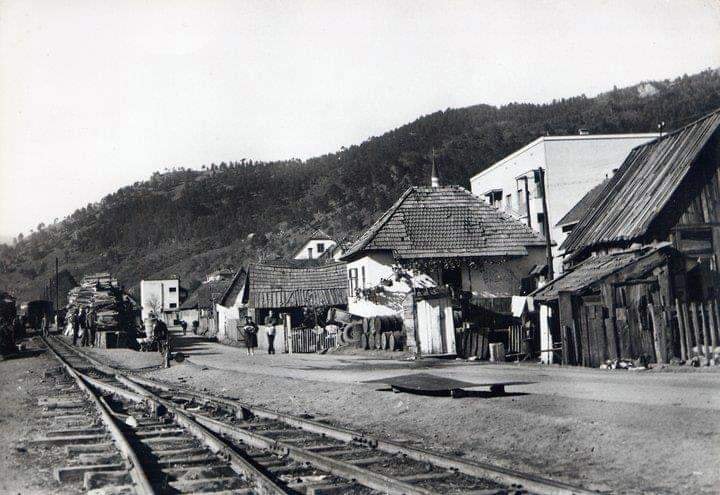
[340,175,548,356]
[292,230,339,260]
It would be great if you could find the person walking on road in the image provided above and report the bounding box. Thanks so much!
[264,310,279,354]
[180,320,187,335]
[243,315,258,356]
[151,314,171,367]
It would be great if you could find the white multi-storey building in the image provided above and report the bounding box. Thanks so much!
[140,278,180,322]
[469,132,659,275]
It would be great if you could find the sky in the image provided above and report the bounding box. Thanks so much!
[1,0,719,240]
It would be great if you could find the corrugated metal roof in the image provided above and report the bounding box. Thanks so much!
[341,185,546,261]
[247,262,347,309]
[562,109,720,255]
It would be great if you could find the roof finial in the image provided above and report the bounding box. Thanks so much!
[430,149,439,188]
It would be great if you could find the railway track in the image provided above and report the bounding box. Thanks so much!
[37,335,598,495]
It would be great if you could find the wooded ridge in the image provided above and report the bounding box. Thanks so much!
[2,69,719,301]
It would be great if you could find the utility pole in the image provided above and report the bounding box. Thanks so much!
[55,257,59,315]
[536,167,554,281]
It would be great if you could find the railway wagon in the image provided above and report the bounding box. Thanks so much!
[19,299,54,331]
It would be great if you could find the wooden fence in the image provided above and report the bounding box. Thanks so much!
[455,327,489,359]
[673,299,720,362]
[288,328,337,353]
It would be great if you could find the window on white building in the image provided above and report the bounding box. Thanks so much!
[307,247,313,258]
[169,303,177,308]
[169,287,177,293]
[317,242,325,253]
[348,268,359,292]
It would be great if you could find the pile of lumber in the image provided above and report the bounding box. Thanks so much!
[66,273,129,331]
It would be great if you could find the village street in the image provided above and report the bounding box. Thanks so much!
[74,328,720,495]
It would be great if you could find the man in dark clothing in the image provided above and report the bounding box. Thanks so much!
[71,310,80,345]
[242,316,258,356]
[86,308,97,347]
[180,320,187,335]
[263,311,279,354]
[79,307,89,346]
[151,315,170,367]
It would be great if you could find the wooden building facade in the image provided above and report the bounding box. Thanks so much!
[535,108,720,366]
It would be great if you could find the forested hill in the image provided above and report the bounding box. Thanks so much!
[2,69,720,301]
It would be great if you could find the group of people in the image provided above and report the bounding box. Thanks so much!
[239,310,280,356]
[66,306,98,347]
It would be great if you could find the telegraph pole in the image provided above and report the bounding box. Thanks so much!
[55,257,59,315]
[537,167,554,281]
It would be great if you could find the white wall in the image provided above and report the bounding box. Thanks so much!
[293,239,337,260]
[140,279,180,320]
[346,252,417,317]
[469,134,658,274]
[461,248,546,296]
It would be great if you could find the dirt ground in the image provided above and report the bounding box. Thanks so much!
[77,328,720,495]
[0,338,82,495]
[5,329,720,494]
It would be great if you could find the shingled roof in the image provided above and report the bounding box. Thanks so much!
[562,109,720,256]
[340,185,546,261]
[245,262,347,309]
[180,278,233,310]
[532,244,676,302]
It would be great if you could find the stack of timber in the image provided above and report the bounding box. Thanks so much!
[66,272,134,347]
[359,315,405,351]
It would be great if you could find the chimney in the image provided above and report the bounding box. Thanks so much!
[430,156,440,188]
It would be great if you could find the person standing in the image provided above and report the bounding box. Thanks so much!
[40,313,49,337]
[79,307,89,346]
[180,320,187,335]
[86,308,97,347]
[243,316,258,356]
[264,311,279,354]
[71,309,80,345]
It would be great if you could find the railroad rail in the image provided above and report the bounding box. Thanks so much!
[39,335,599,495]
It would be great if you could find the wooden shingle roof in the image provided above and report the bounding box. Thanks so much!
[562,109,720,256]
[341,185,546,261]
[246,262,347,309]
[532,244,675,302]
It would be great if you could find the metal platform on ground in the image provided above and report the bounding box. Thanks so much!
[364,372,532,397]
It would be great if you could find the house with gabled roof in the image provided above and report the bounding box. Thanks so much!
[340,172,548,355]
[292,229,341,261]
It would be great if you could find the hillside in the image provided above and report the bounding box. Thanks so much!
[2,68,720,302]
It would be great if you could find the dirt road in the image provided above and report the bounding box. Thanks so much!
[72,329,719,494]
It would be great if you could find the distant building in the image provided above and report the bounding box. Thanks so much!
[293,231,338,260]
[140,278,181,323]
[469,132,659,275]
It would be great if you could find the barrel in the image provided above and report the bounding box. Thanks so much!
[489,342,506,362]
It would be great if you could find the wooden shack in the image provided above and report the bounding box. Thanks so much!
[538,108,720,366]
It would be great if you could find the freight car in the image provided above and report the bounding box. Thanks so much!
[19,299,54,332]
